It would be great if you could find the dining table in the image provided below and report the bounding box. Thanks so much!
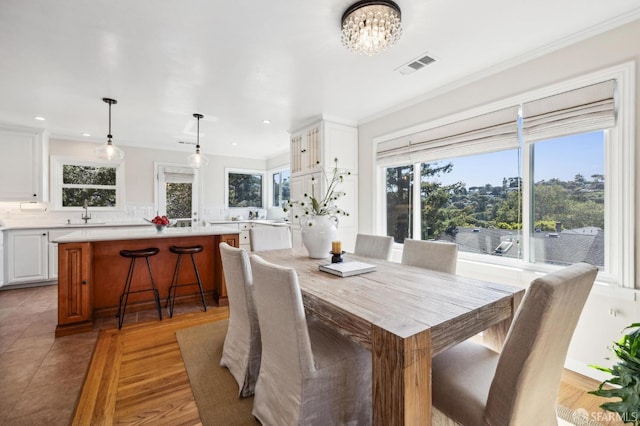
[256,249,525,426]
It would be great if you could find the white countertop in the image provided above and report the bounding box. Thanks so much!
[0,219,290,232]
[52,225,237,243]
[208,219,290,227]
[0,220,152,231]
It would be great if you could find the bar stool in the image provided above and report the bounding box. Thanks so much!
[116,247,162,329]
[166,245,207,318]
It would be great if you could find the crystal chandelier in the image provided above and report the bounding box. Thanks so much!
[95,98,124,161]
[188,113,209,168]
[341,0,402,56]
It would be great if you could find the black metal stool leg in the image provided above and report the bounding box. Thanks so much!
[167,245,206,318]
[117,257,137,330]
[167,254,183,318]
[190,253,207,312]
[117,247,161,329]
[146,256,163,321]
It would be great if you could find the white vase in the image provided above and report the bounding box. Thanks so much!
[301,215,338,259]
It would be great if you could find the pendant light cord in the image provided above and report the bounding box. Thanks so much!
[196,115,200,150]
[108,101,112,139]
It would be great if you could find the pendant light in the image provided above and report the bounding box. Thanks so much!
[188,113,208,168]
[95,98,124,161]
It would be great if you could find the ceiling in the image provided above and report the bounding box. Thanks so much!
[1,1,640,161]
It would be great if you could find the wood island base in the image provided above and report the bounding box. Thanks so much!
[55,232,238,337]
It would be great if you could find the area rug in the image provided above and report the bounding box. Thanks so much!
[175,320,259,426]
[177,321,604,426]
[557,405,605,426]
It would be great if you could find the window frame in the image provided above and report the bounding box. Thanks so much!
[268,166,291,208]
[374,62,634,288]
[225,168,266,208]
[50,156,125,211]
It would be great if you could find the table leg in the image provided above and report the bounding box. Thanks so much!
[372,325,432,426]
[483,290,524,352]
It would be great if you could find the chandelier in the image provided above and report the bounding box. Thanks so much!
[341,0,402,56]
[95,98,124,161]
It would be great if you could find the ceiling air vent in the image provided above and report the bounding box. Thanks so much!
[396,53,436,75]
[178,140,196,145]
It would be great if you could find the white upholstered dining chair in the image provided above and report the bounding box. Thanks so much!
[218,242,261,397]
[249,226,292,252]
[431,262,598,426]
[354,233,394,260]
[401,238,458,274]
[249,254,372,426]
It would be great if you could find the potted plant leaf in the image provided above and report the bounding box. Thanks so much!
[589,323,640,425]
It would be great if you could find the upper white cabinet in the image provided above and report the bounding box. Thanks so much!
[290,119,358,176]
[0,123,49,201]
[289,117,358,251]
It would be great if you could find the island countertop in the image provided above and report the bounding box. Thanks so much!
[52,225,236,243]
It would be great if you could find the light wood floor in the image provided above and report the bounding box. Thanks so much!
[558,370,625,425]
[73,308,228,425]
[70,308,625,426]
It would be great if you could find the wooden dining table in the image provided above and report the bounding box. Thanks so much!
[256,249,525,426]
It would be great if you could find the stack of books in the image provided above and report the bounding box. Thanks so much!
[319,261,377,277]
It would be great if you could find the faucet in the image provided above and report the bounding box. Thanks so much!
[81,199,91,223]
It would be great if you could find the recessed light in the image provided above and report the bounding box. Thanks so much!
[81,133,91,137]
[262,119,271,124]
[34,116,46,121]
[231,142,238,146]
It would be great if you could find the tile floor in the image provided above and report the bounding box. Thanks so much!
[0,283,210,425]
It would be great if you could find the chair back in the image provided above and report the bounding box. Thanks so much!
[250,254,315,380]
[401,239,458,274]
[354,233,394,260]
[249,226,292,252]
[485,262,597,425]
[218,242,261,396]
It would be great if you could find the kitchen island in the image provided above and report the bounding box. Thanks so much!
[52,226,239,337]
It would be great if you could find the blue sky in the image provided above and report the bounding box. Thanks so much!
[434,131,604,188]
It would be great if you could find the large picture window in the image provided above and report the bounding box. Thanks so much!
[226,169,265,208]
[378,64,633,287]
[530,132,604,267]
[415,149,522,258]
[51,157,124,210]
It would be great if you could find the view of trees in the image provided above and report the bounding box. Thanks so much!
[228,172,263,207]
[386,162,605,243]
[62,164,117,207]
[166,183,192,219]
[272,170,290,206]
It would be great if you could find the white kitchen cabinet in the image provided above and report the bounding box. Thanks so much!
[0,124,49,201]
[5,229,49,284]
[289,117,358,252]
[290,119,358,176]
[238,222,251,250]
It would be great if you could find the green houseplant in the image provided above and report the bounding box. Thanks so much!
[589,323,640,425]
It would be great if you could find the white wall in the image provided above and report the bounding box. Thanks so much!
[267,151,289,170]
[357,19,640,380]
[50,138,267,208]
